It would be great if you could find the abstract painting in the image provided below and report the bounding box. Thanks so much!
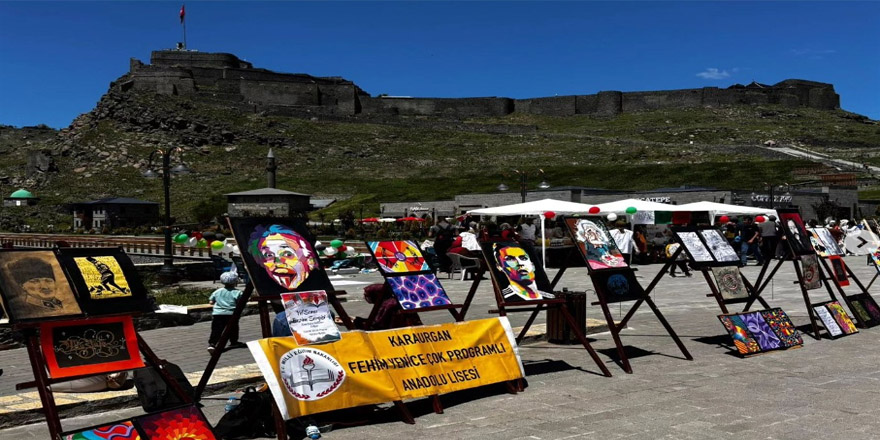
[676,231,715,263]
[40,315,143,379]
[760,309,803,347]
[711,266,749,301]
[813,303,844,338]
[229,217,332,297]
[63,420,140,440]
[800,254,822,290]
[828,255,849,287]
[134,405,216,440]
[56,248,150,316]
[565,217,628,271]
[591,269,644,304]
[368,240,430,274]
[386,274,453,310]
[481,241,554,302]
[777,209,814,255]
[741,311,781,350]
[849,301,872,326]
[871,249,880,275]
[718,314,760,355]
[849,293,880,328]
[826,301,858,334]
[698,229,739,263]
[0,250,82,322]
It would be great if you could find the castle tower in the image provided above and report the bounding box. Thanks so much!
[267,148,277,189]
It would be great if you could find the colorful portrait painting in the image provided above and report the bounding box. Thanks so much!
[828,255,849,287]
[229,217,333,297]
[698,229,739,263]
[386,274,453,310]
[718,314,760,355]
[368,241,430,274]
[481,242,554,302]
[0,250,81,322]
[777,209,814,255]
[40,315,143,379]
[591,269,644,304]
[565,218,627,271]
[134,405,216,440]
[813,303,844,338]
[711,266,749,301]
[63,420,140,440]
[56,248,150,316]
[800,254,822,290]
[676,231,714,263]
[760,309,803,347]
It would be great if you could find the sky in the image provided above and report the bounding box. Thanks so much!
[1,1,878,129]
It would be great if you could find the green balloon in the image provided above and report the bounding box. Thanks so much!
[211,240,224,250]
[175,233,188,243]
[197,238,208,248]
[625,207,637,214]
[330,239,344,249]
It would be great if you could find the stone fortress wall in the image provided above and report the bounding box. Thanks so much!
[125,50,840,119]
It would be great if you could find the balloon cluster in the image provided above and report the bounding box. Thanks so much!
[316,239,356,258]
[173,231,239,254]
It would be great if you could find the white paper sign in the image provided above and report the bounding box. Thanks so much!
[281,290,342,345]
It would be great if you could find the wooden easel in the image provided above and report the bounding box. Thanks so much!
[14,316,194,440]
[816,255,880,329]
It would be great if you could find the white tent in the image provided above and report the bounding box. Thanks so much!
[675,201,776,223]
[467,198,596,216]
[592,198,683,213]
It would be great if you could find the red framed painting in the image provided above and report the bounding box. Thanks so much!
[828,255,850,287]
[40,315,144,379]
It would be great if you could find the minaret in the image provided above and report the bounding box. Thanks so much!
[266,148,277,188]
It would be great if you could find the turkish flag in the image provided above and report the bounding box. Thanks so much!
[179,4,186,23]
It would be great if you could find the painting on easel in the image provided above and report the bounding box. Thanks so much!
[564,217,627,270]
[481,241,554,302]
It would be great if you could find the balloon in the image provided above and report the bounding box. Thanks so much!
[203,231,217,241]
[606,213,618,222]
[211,240,224,250]
[215,233,226,241]
[223,243,235,254]
[544,211,556,220]
[193,232,203,240]
[316,244,327,252]
[174,233,188,243]
[330,239,344,249]
[588,206,600,214]
[719,215,730,223]
[232,245,241,255]
[324,247,338,256]
[625,207,637,215]
[197,238,208,248]
[345,246,356,254]
[185,237,198,248]
[315,240,322,247]
[755,215,765,223]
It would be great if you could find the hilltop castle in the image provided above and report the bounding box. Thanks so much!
[123,50,840,118]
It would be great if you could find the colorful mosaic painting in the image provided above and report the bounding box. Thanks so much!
[386,274,452,310]
[63,420,140,440]
[368,240,430,274]
[718,308,803,356]
[134,405,216,440]
[741,311,781,350]
[718,315,760,355]
[481,241,554,302]
[760,309,802,347]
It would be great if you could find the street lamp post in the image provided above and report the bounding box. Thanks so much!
[498,169,551,203]
[143,147,190,284]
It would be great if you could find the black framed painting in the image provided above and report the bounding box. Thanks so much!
[480,241,554,303]
[0,250,82,323]
[777,208,814,256]
[366,240,431,275]
[671,228,715,264]
[848,293,880,328]
[133,404,216,439]
[228,217,333,297]
[799,254,822,290]
[61,418,140,440]
[590,268,644,304]
[812,300,858,338]
[56,247,151,316]
[711,266,749,301]
[698,228,740,264]
[828,255,849,287]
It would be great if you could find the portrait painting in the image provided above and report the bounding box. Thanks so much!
[777,209,814,255]
[828,255,849,287]
[385,274,453,309]
[133,405,216,440]
[367,240,430,274]
[0,250,81,322]
[565,217,628,271]
[711,266,749,301]
[698,229,739,263]
[481,241,553,303]
[229,217,332,297]
[675,230,715,263]
[62,420,140,440]
[799,254,822,291]
[56,248,150,316]
[40,315,143,379]
[590,269,644,304]
[811,227,842,256]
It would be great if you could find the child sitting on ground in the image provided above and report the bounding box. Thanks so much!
[208,272,245,353]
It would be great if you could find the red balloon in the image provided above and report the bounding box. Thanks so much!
[544,211,556,220]
[193,232,203,240]
[755,215,765,223]
[588,206,600,214]
[719,215,730,223]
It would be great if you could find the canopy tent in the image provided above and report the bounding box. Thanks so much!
[675,201,777,223]
[467,198,596,216]
[591,198,683,214]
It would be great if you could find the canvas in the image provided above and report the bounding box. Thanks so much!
[799,254,822,290]
[850,293,880,327]
[0,296,8,325]
[63,420,140,440]
[134,405,216,440]
[760,309,803,347]
[386,274,453,309]
[806,229,829,258]
[676,231,715,263]
[812,227,843,256]
[565,217,628,271]
[718,314,760,355]
[0,250,82,322]
[481,241,554,303]
[228,217,332,297]
[591,269,644,304]
[813,303,844,337]
[698,229,739,263]
[56,248,150,316]
[280,291,341,345]
[871,249,880,275]
[367,240,430,274]
[719,308,803,355]
[828,255,850,287]
[711,266,749,300]
[849,300,872,326]
[777,209,814,255]
[826,301,858,334]
[41,315,144,379]
[741,311,781,350]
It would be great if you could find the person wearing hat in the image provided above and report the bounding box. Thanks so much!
[207,271,245,353]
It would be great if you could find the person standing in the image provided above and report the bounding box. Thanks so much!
[759,215,779,260]
[517,217,542,265]
[739,216,764,266]
[430,218,455,273]
[610,221,639,264]
[208,272,245,353]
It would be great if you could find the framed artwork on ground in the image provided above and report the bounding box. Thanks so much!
[56,247,150,316]
[133,405,216,440]
[480,241,554,303]
[0,250,82,323]
[812,301,858,338]
[62,419,140,440]
[228,217,332,297]
[717,308,802,356]
[564,217,628,271]
[367,240,431,275]
[848,293,880,328]
[40,315,143,379]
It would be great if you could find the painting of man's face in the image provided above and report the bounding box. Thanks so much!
[22,276,56,300]
[251,227,318,290]
[0,251,81,322]
[496,246,535,285]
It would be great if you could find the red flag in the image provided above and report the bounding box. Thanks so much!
[179,5,186,23]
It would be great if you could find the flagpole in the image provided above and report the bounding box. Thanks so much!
[183,19,187,50]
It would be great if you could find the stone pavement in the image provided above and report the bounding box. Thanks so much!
[3,257,880,439]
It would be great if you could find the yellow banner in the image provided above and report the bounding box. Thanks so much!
[248,317,524,419]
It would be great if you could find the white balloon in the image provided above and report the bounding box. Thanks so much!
[324,247,338,256]
[607,213,618,222]
[345,246,356,254]
[185,237,198,248]
[223,243,235,254]
[232,245,241,255]
[315,240,322,247]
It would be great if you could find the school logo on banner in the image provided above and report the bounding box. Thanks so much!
[279,347,345,401]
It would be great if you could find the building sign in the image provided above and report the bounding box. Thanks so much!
[637,197,671,203]
[750,194,793,204]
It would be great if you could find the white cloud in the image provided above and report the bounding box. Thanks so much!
[696,68,731,80]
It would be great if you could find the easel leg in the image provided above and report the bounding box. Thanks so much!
[432,395,444,414]
[272,401,286,440]
[867,272,879,290]
[562,305,612,377]
[700,269,729,314]
[744,259,785,311]
[394,400,416,424]
[24,332,62,440]
[516,304,543,343]
[458,269,485,320]
[599,302,631,374]
[739,274,770,312]
[643,296,693,360]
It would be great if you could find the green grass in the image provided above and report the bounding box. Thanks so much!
[152,286,214,306]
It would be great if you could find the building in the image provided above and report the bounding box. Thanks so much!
[225,188,311,218]
[3,189,39,207]
[71,197,160,230]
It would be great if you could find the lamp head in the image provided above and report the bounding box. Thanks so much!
[497,183,509,192]
[171,163,191,175]
[537,180,551,190]
[142,169,159,179]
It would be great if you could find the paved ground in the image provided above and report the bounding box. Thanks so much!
[3,256,880,439]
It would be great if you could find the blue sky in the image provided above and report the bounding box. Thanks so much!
[1,1,877,128]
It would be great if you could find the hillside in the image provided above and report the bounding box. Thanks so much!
[1,86,878,232]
